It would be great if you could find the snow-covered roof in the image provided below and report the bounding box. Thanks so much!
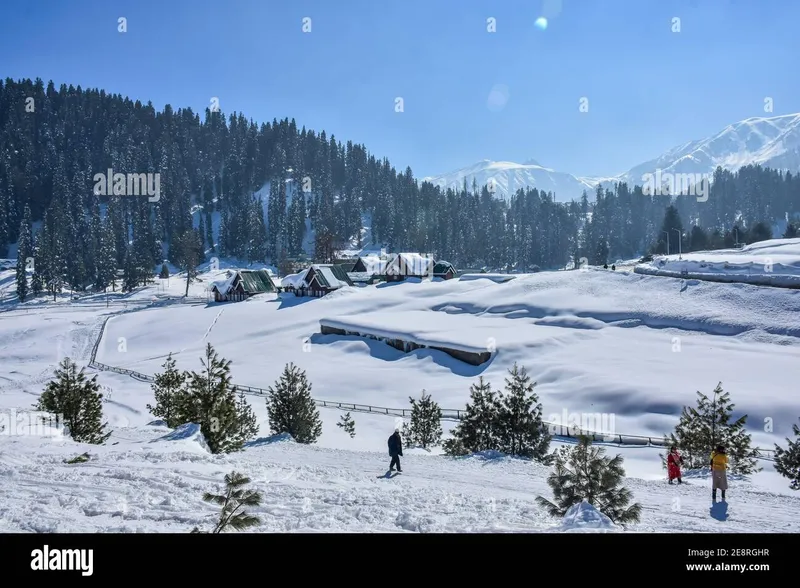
[281,271,306,288]
[385,253,435,276]
[358,255,389,274]
[211,273,236,295]
[317,266,348,289]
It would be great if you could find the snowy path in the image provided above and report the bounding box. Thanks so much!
[0,430,796,533]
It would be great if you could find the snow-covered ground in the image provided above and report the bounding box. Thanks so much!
[635,238,800,287]
[1,264,799,532]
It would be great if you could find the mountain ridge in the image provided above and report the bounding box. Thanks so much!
[423,112,800,202]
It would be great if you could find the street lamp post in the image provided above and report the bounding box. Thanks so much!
[672,228,682,259]
[662,230,670,255]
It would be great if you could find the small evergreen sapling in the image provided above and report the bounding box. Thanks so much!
[497,363,551,461]
[536,436,642,525]
[773,418,800,490]
[159,263,169,279]
[146,353,187,427]
[36,357,111,444]
[191,471,262,533]
[266,363,322,444]
[402,390,442,449]
[337,412,356,438]
[668,382,759,475]
[443,376,500,456]
[180,343,259,453]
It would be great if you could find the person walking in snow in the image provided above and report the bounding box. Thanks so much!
[388,429,403,473]
[710,445,728,502]
[667,445,684,484]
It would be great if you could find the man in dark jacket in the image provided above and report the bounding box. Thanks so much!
[388,430,403,472]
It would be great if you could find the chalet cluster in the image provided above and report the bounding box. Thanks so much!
[211,253,457,302]
[282,253,457,296]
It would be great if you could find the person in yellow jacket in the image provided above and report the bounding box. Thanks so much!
[710,445,728,502]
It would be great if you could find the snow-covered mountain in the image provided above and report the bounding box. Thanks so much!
[422,159,606,203]
[425,113,800,202]
[614,113,800,190]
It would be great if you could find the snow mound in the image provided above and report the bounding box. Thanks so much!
[459,273,516,283]
[557,501,621,533]
[151,423,210,452]
[636,238,800,287]
[245,432,295,447]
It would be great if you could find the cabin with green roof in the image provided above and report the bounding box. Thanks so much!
[211,269,277,302]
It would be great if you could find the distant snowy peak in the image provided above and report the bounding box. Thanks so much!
[424,112,800,203]
[422,159,596,203]
[613,112,800,189]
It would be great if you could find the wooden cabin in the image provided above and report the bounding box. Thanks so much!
[211,269,277,302]
[293,264,354,297]
[383,253,435,282]
[433,260,457,280]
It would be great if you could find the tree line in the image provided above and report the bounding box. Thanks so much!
[32,352,800,529]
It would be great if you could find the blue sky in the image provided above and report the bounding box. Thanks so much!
[2,0,799,178]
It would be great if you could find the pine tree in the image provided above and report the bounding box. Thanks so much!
[444,376,500,456]
[180,343,259,453]
[496,363,551,461]
[191,471,262,533]
[234,390,258,442]
[174,229,201,296]
[401,390,442,449]
[146,353,187,428]
[36,357,111,444]
[15,204,32,302]
[265,363,322,444]
[783,222,798,239]
[536,436,642,525]
[159,262,169,279]
[773,418,800,490]
[668,382,759,475]
[337,412,356,438]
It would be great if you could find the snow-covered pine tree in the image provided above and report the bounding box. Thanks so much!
[95,220,117,292]
[668,382,759,475]
[180,343,259,453]
[234,390,258,443]
[266,362,322,444]
[174,229,201,296]
[146,353,187,428]
[536,436,642,525]
[337,412,356,438]
[122,245,139,292]
[773,418,800,490]
[36,357,111,444]
[15,204,32,302]
[497,363,551,461]
[402,390,442,449]
[191,471,262,533]
[443,376,500,456]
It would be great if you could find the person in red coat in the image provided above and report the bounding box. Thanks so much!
[667,445,684,484]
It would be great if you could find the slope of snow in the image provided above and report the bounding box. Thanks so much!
[636,238,800,287]
[0,423,797,533]
[1,266,799,532]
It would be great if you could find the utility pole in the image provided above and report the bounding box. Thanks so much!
[662,230,670,255]
[673,228,682,259]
